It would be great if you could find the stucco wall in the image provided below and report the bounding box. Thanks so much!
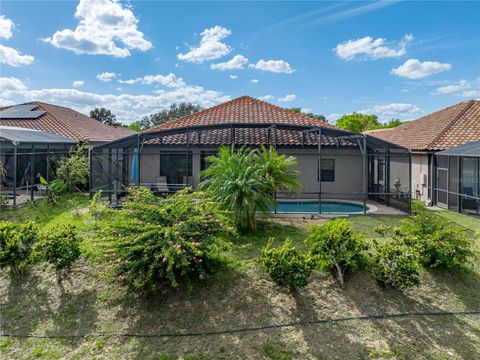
[133,146,365,196]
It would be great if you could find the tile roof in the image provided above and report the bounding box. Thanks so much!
[142,96,344,147]
[365,100,480,151]
[145,95,335,133]
[0,101,134,143]
[145,128,353,147]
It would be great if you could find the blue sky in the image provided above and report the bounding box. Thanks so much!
[1,0,479,124]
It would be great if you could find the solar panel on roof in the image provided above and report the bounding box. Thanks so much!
[0,104,46,119]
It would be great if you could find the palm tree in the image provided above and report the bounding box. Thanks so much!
[200,146,300,230]
[256,146,300,193]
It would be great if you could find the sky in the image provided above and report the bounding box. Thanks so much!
[0,0,479,124]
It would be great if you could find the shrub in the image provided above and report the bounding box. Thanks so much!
[305,219,366,288]
[106,189,235,293]
[370,238,420,289]
[38,224,81,282]
[56,144,89,192]
[89,191,112,225]
[0,221,38,273]
[260,239,314,290]
[399,215,473,268]
[39,177,66,205]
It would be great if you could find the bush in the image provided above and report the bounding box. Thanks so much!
[0,221,38,273]
[305,219,366,288]
[260,239,314,290]
[106,189,235,293]
[370,238,420,289]
[56,144,89,192]
[89,191,112,225]
[401,215,473,268]
[38,224,81,281]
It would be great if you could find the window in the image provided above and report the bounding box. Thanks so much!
[160,152,192,185]
[318,159,335,182]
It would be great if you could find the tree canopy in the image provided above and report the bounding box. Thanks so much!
[336,113,403,133]
[139,103,203,130]
[89,108,120,126]
[290,107,327,122]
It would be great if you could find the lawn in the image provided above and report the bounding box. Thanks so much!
[0,195,479,359]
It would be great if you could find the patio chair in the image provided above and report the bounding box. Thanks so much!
[462,187,478,211]
[156,176,169,193]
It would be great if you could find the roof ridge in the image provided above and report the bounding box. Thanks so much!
[36,102,90,141]
[249,96,332,127]
[427,100,475,149]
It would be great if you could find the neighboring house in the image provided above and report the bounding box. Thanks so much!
[90,96,412,215]
[435,140,480,215]
[366,99,480,208]
[0,102,134,144]
[0,102,134,206]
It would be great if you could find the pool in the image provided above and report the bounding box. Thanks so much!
[274,200,367,214]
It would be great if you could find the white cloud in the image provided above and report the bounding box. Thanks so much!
[96,72,118,82]
[326,113,341,122]
[178,26,231,63]
[249,59,295,74]
[334,34,413,61]
[250,79,259,84]
[72,80,85,88]
[0,98,15,107]
[0,15,14,39]
[0,15,34,67]
[259,95,274,101]
[118,73,185,88]
[459,90,480,98]
[391,59,451,79]
[359,103,422,121]
[229,75,238,80]
[431,80,470,95]
[278,94,296,103]
[44,0,152,58]
[0,77,27,91]
[3,84,230,123]
[0,45,35,67]
[210,54,249,70]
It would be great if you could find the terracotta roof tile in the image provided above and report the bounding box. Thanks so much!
[365,100,480,151]
[145,96,335,133]
[0,101,134,143]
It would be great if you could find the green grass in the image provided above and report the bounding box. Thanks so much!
[0,196,479,359]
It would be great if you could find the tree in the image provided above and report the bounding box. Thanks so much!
[200,146,300,230]
[127,121,142,132]
[140,103,203,130]
[290,107,327,122]
[90,108,120,126]
[336,113,382,133]
[383,118,403,128]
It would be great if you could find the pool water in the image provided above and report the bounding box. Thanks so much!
[274,200,366,213]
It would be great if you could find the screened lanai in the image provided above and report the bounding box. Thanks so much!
[0,126,77,207]
[435,140,480,215]
[90,122,412,215]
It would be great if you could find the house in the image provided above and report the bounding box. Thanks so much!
[0,102,134,144]
[366,99,480,210]
[435,140,480,215]
[0,102,134,206]
[90,96,412,215]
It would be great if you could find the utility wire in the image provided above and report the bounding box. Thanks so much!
[1,310,479,339]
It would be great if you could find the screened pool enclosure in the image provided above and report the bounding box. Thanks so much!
[89,123,412,215]
[0,126,77,207]
[435,140,480,215]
